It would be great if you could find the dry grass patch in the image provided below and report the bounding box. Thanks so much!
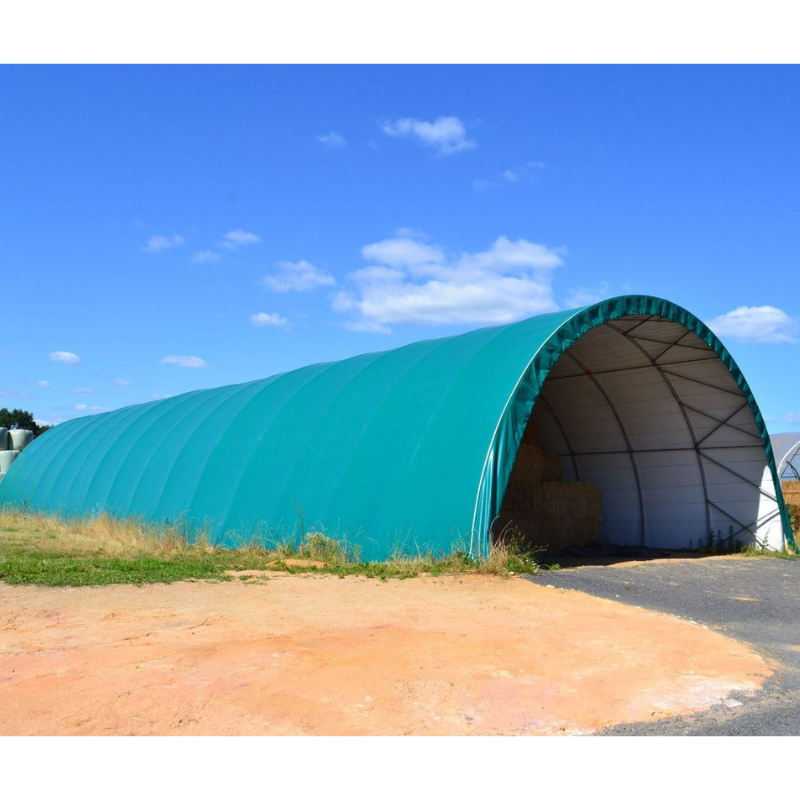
[0,509,540,587]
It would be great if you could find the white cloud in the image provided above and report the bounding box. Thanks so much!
[262,260,336,293]
[766,412,800,425]
[361,238,444,269]
[115,378,132,387]
[317,131,347,148]
[343,320,392,335]
[74,404,108,412]
[220,229,261,249]
[481,161,546,190]
[71,386,94,394]
[472,179,496,194]
[566,282,611,307]
[159,355,209,368]
[49,351,82,365]
[36,380,51,389]
[335,233,564,332]
[192,250,221,264]
[708,306,798,344]
[250,312,290,328]
[381,116,476,156]
[142,234,185,253]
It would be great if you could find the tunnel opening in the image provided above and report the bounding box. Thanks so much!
[496,314,785,558]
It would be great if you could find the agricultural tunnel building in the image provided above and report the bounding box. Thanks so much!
[0,296,794,559]
[771,433,800,483]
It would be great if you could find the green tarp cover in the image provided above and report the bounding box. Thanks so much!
[0,296,792,559]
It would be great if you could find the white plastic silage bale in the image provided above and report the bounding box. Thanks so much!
[0,450,20,472]
[9,429,34,452]
[0,427,8,451]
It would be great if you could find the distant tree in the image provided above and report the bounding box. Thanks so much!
[0,407,51,437]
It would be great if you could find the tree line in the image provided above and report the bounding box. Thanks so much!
[0,408,51,437]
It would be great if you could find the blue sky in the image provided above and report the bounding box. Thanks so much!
[1,65,798,431]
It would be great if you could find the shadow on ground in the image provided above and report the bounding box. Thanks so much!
[528,556,800,735]
[536,545,720,568]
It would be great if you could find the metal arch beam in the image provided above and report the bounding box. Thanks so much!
[544,355,720,382]
[602,321,713,539]
[699,450,779,503]
[564,348,647,545]
[626,331,713,353]
[680,401,764,443]
[659,367,744,398]
[552,444,765,457]
[695,402,751,446]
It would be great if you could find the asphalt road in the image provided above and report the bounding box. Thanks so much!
[528,556,800,735]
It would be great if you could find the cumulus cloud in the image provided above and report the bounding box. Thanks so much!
[71,386,94,394]
[566,282,611,307]
[478,161,546,192]
[708,306,798,344]
[192,250,221,264]
[250,312,290,328]
[49,351,82,365]
[262,260,336,293]
[334,233,564,332]
[317,131,347,148]
[115,378,132,387]
[159,355,209,368]
[142,234,185,253]
[74,404,109,412]
[343,320,392,335]
[220,229,261,249]
[381,116,476,156]
[361,238,445,268]
[765,412,800,425]
[36,380,51,389]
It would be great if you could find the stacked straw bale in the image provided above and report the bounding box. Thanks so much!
[782,481,800,508]
[783,481,800,540]
[497,421,602,549]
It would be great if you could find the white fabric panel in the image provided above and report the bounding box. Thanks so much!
[527,315,785,551]
[759,465,786,549]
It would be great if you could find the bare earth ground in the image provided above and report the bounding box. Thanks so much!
[0,573,772,736]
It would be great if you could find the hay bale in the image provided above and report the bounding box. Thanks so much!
[496,419,588,547]
[0,427,8,451]
[782,481,800,508]
[497,480,603,550]
[541,453,563,482]
[8,429,34,452]
[536,482,603,550]
[788,504,799,540]
[512,444,562,483]
[0,450,20,473]
[500,479,543,518]
[520,421,540,449]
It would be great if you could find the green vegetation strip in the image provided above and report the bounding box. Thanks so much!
[0,512,540,587]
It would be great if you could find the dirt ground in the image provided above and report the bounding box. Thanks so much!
[0,573,772,735]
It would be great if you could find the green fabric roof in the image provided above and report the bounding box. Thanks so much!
[0,296,792,558]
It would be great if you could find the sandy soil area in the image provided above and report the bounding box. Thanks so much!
[0,574,771,735]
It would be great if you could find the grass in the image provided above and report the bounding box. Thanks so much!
[0,510,541,587]
[737,544,799,560]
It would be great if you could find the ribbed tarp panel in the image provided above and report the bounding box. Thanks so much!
[0,296,793,558]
